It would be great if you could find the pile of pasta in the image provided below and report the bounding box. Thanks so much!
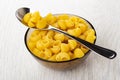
[23,11,96,61]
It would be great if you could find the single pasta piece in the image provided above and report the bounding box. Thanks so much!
[67,28,81,37]
[47,30,55,39]
[30,11,41,23]
[41,39,51,48]
[56,52,70,61]
[39,30,47,38]
[29,34,40,42]
[36,18,47,29]
[64,36,69,42]
[88,29,95,35]
[67,29,76,36]
[84,29,95,37]
[23,13,31,24]
[68,40,77,50]
[81,21,90,29]
[74,28,82,37]
[31,30,40,36]
[84,23,89,29]
[48,55,57,61]
[69,16,79,22]
[80,24,87,33]
[51,22,59,28]
[79,35,86,40]
[57,20,66,30]
[61,43,70,52]
[44,35,54,41]
[36,40,44,50]
[65,20,74,28]
[32,11,40,17]
[28,20,35,27]
[32,48,39,54]
[75,23,87,33]
[53,40,61,46]
[27,41,36,50]
[73,48,84,58]
[54,33,65,42]
[68,51,74,59]
[57,14,69,20]
[45,13,57,24]
[78,17,86,23]
[32,48,44,58]
[44,49,52,59]
[29,30,41,42]
[81,46,89,53]
[51,46,60,54]
[85,35,96,43]
[30,17,38,24]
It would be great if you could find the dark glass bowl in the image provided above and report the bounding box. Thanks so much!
[24,14,97,70]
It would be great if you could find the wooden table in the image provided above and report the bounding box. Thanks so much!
[0,0,120,80]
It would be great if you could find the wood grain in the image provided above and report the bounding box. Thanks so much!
[0,0,120,80]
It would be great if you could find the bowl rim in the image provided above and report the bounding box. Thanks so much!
[24,14,97,63]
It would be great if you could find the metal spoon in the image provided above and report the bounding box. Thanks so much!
[15,7,117,59]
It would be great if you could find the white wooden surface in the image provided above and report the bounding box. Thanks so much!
[0,0,120,80]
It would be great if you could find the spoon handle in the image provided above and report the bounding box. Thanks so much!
[49,26,117,59]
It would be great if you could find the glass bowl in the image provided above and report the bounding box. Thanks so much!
[24,14,97,70]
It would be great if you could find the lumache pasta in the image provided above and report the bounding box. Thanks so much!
[23,11,96,61]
